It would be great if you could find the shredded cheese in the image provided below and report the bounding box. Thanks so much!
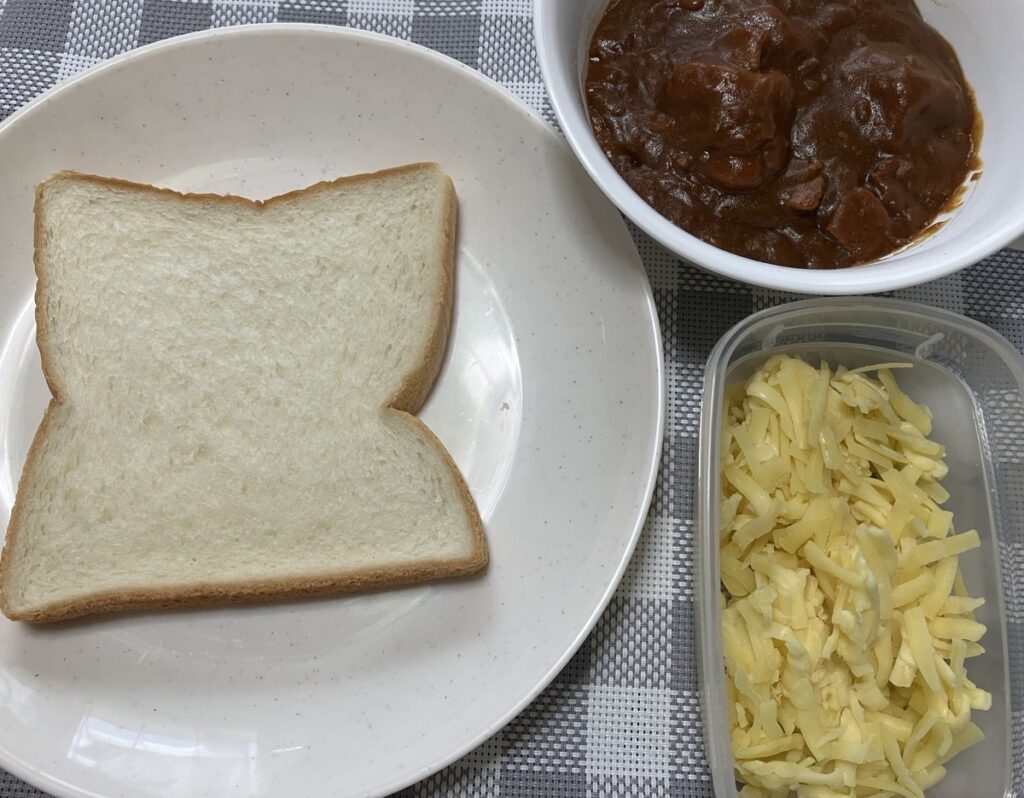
[721,356,990,797]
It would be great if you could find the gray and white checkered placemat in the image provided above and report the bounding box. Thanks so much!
[1,2,1022,796]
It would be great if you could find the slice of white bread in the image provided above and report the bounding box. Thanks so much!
[1,165,486,622]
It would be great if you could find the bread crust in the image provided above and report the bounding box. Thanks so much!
[0,165,487,623]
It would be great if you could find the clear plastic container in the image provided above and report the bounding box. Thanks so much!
[697,297,1020,798]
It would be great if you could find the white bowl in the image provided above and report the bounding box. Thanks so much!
[535,0,1024,294]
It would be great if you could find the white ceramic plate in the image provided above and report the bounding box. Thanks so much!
[0,24,663,798]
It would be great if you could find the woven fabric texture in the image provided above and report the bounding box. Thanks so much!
[0,2,1021,796]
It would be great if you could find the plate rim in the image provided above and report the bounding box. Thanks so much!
[0,22,666,798]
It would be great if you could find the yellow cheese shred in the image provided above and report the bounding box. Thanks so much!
[720,356,990,797]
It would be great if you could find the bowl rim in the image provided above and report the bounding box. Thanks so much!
[533,2,1024,295]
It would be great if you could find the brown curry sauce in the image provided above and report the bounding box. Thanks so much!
[585,0,978,269]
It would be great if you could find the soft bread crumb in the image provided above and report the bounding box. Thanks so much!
[0,165,487,622]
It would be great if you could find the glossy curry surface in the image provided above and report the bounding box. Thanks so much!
[585,0,977,268]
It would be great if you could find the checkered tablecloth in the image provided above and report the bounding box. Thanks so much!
[1,2,1022,797]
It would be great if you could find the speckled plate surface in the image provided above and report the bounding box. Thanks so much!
[0,24,663,798]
